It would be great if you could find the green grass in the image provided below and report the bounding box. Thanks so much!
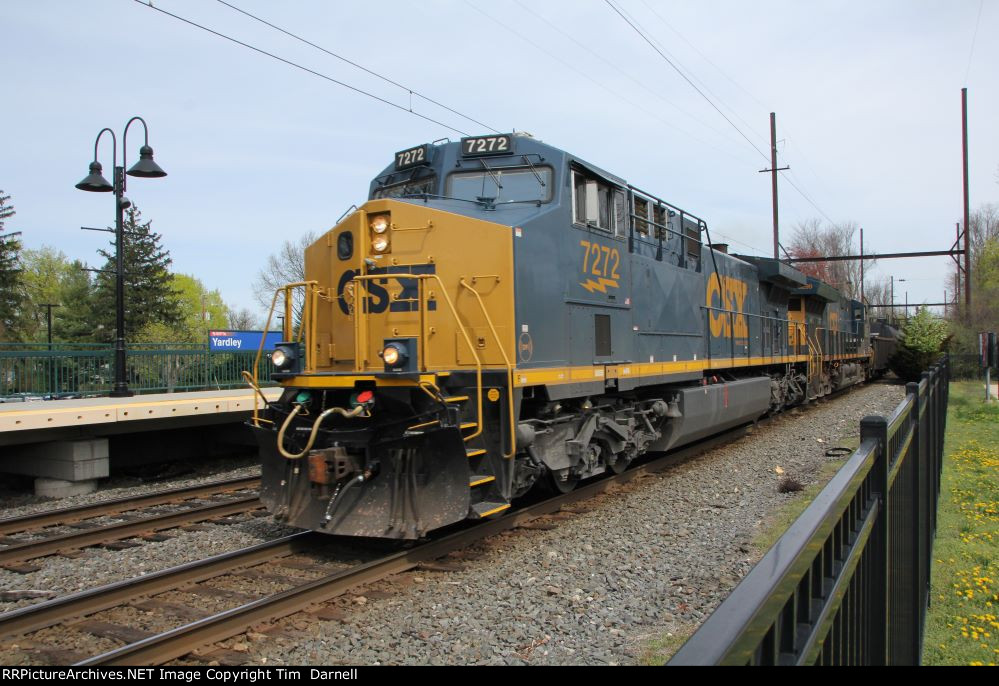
[639,628,695,665]
[922,381,999,666]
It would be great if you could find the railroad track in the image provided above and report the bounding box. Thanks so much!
[1,384,872,665]
[0,426,742,666]
[0,477,262,566]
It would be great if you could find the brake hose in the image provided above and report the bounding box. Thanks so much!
[276,403,369,459]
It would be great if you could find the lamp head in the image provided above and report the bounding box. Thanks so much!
[75,161,114,192]
[126,145,167,178]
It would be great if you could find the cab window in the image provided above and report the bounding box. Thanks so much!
[373,175,436,199]
[447,167,551,205]
[573,170,625,237]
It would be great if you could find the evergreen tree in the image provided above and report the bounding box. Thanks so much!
[0,190,23,340]
[92,205,182,342]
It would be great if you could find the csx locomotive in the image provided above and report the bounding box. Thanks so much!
[247,133,885,539]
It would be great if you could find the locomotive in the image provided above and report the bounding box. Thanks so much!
[247,133,886,539]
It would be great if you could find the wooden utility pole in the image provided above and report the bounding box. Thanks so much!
[759,112,788,259]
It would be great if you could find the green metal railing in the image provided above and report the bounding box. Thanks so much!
[0,343,276,398]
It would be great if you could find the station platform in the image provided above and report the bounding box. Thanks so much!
[0,387,282,497]
[0,387,281,447]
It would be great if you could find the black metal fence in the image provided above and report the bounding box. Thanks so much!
[669,357,949,665]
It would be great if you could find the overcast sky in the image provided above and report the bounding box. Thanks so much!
[2,0,996,321]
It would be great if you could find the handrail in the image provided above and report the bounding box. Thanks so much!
[350,272,486,442]
[460,277,517,458]
[248,280,319,426]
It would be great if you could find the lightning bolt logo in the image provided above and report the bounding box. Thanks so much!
[580,277,619,294]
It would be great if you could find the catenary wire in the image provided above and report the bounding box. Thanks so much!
[964,0,985,85]
[605,0,839,227]
[510,0,755,156]
[132,0,471,136]
[462,0,755,165]
[213,0,500,134]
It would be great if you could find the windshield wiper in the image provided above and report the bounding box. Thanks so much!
[520,154,546,189]
[477,158,503,190]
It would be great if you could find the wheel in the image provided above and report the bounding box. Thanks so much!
[548,468,579,493]
[607,452,631,474]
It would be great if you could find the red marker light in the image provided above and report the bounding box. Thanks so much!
[356,390,374,404]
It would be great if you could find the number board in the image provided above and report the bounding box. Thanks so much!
[394,145,430,171]
[460,134,513,157]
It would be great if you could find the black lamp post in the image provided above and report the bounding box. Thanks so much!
[75,116,167,397]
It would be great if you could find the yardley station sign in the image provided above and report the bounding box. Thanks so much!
[208,330,283,352]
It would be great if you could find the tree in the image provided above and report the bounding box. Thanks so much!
[252,231,317,328]
[864,275,892,313]
[53,262,98,343]
[226,306,260,330]
[133,274,228,344]
[889,307,949,382]
[0,190,23,340]
[91,205,182,342]
[787,219,872,301]
[17,247,99,344]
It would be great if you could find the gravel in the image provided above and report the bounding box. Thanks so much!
[0,381,906,666]
[0,454,260,520]
[236,382,906,666]
[0,516,299,612]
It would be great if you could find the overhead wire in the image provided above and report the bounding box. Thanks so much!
[461,0,754,165]
[510,0,755,157]
[605,0,840,228]
[212,0,500,133]
[964,0,985,85]
[131,0,472,136]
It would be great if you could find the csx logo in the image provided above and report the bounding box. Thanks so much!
[336,265,437,315]
[706,275,749,339]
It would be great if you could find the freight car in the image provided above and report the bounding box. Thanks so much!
[247,133,880,539]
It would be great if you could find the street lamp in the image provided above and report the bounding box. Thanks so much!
[75,116,167,397]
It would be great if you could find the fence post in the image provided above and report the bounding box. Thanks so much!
[860,413,890,665]
[908,379,925,661]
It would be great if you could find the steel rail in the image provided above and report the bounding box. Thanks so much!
[0,533,317,640]
[0,476,260,536]
[79,427,743,666]
[0,496,262,565]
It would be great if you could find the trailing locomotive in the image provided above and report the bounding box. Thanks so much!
[247,133,884,539]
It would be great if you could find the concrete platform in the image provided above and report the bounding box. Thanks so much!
[0,387,281,447]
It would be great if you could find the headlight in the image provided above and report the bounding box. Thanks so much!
[271,344,298,371]
[370,215,390,233]
[371,235,390,253]
[382,344,401,366]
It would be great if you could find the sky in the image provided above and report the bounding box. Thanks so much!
[2,0,997,322]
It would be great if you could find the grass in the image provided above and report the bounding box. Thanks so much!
[922,381,999,666]
[639,627,695,665]
[641,381,997,665]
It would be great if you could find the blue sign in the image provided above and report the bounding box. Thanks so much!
[209,330,284,353]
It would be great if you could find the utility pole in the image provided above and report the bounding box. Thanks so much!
[962,88,971,310]
[759,112,789,259]
[890,276,894,323]
[859,227,864,304]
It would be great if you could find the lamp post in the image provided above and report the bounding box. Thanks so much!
[75,117,167,397]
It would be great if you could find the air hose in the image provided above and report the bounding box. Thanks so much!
[276,403,369,459]
[321,471,371,527]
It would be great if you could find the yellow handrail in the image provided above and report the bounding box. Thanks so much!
[247,280,319,425]
[350,273,486,442]
[460,278,517,459]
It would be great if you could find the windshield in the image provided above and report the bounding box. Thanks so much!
[446,166,552,204]
[373,175,436,199]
